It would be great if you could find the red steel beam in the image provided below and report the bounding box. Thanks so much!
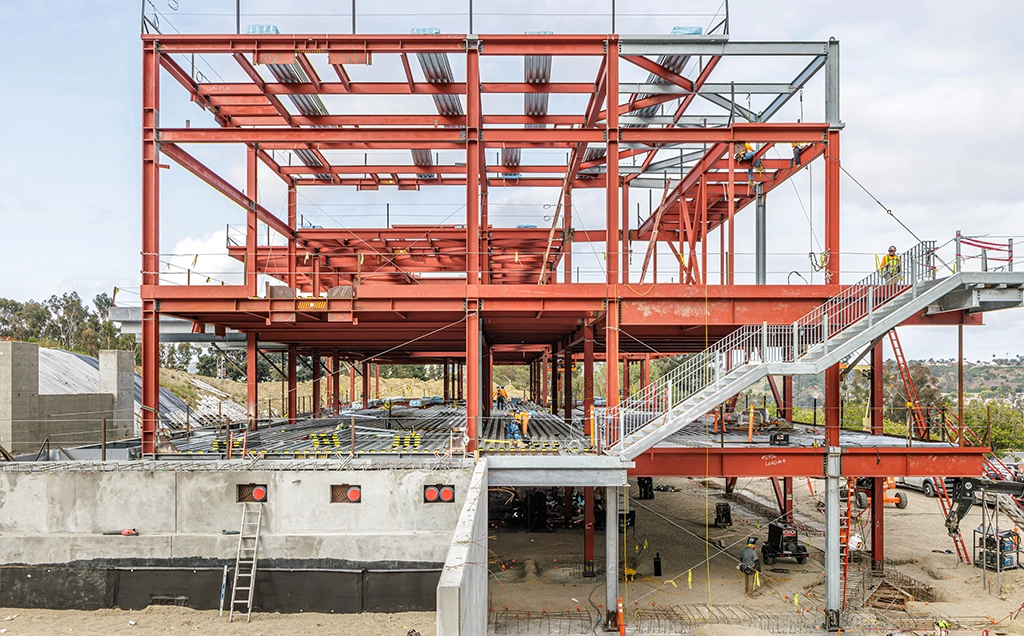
[160,143,293,240]
[629,446,987,478]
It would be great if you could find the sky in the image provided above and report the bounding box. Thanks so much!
[0,0,1022,362]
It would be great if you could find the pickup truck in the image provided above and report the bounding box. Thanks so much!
[895,476,957,498]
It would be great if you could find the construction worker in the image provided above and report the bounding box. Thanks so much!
[879,245,902,282]
[734,141,761,183]
[515,409,532,442]
[505,412,525,446]
[499,385,509,409]
[739,538,761,596]
[935,619,951,636]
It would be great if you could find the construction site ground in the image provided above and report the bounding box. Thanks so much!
[485,476,1024,634]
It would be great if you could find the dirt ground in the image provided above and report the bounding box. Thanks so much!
[0,606,435,636]
[5,477,1024,634]
[487,477,1024,633]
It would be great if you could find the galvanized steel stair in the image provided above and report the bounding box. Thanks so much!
[601,241,1018,461]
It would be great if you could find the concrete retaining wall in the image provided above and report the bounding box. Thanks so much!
[0,343,134,454]
[437,459,489,636]
[0,466,472,565]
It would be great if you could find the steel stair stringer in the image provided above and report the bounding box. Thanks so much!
[614,273,973,461]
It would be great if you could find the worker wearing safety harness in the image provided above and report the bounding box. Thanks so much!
[879,245,902,282]
[739,537,761,596]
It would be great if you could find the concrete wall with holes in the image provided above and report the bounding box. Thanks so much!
[437,459,489,636]
[0,342,133,455]
[0,466,473,565]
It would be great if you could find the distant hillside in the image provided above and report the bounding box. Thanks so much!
[923,361,1024,395]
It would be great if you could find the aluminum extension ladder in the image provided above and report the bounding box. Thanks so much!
[228,502,263,622]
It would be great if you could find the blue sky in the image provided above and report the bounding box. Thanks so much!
[0,0,1022,362]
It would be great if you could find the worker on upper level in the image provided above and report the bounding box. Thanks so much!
[734,141,762,183]
[879,245,902,282]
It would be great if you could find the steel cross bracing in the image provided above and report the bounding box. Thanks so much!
[598,250,1024,460]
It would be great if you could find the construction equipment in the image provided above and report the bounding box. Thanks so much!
[228,502,263,622]
[945,478,1024,537]
[760,522,808,565]
[842,477,908,510]
[714,502,733,528]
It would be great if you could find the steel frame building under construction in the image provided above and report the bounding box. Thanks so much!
[123,15,1024,632]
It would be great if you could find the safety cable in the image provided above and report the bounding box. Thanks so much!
[838,164,923,244]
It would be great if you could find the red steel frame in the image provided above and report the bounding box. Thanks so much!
[139,31,982,489]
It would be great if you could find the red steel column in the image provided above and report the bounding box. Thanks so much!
[349,362,356,406]
[605,38,621,454]
[726,143,735,285]
[483,340,492,422]
[375,363,380,399]
[584,486,595,576]
[825,130,841,283]
[287,345,297,424]
[641,354,651,392]
[443,359,451,402]
[287,184,297,289]
[458,362,464,401]
[783,376,794,423]
[623,358,631,399]
[312,351,321,417]
[563,190,573,283]
[541,351,549,408]
[825,362,840,446]
[870,341,885,570]
[551,351,559,416]
[584,323,595,439]
[246,144,259,297]
[621,179,630,284]
[783,477,794,523]
[466,39,481,286]
[140,40,161,455]
[361,361,370,409]
[247,332,259,430]
[563,346,573,426]
[466,305,480,452]
[332,353,341,414]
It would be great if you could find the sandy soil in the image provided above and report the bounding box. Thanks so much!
[0,606,435,636]
[487,476,1024,633]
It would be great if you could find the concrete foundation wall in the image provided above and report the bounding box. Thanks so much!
[0,466,472,565]
[0,343,133,455]
[437,459,489,636]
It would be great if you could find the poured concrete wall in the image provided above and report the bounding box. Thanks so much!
[0,465,473,566]
[437,459,489,636]
[0,343,133,454]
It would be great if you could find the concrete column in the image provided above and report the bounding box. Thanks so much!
[583,486,595,576]
[99,350,134,438]
[247,332,258,430]
[0,341,39,455]
[287,346,297,424]
[312,352,321,417]
[605,486,619,629]
[825,447,842,631]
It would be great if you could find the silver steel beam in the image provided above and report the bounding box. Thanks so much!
[619,40,829,56]
[824,447,842,631]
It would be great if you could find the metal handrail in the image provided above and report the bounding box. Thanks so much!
[599,240,937,451]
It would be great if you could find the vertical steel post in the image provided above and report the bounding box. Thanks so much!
[825,129,841,284]
[564,190,573,283]
[141,40,161,456]
[584,486,595,576]
[332,353,341,414]
[755,183,766,284]
[466,38,481,286]
[466,305,480,453]
[621,178,630,284]
[605,37,621,448]
[287,184,297,289]
[312,351,321,417]
[605,486,619,629]
[287,345,297,424]
[246,144,259,297]
[825,447,842,631]
[361,360,370,410]
[247,332,258,430]
[563,346,573,426]
[584,323,595,441]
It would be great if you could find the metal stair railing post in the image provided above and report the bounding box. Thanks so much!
[607,239,938,454]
